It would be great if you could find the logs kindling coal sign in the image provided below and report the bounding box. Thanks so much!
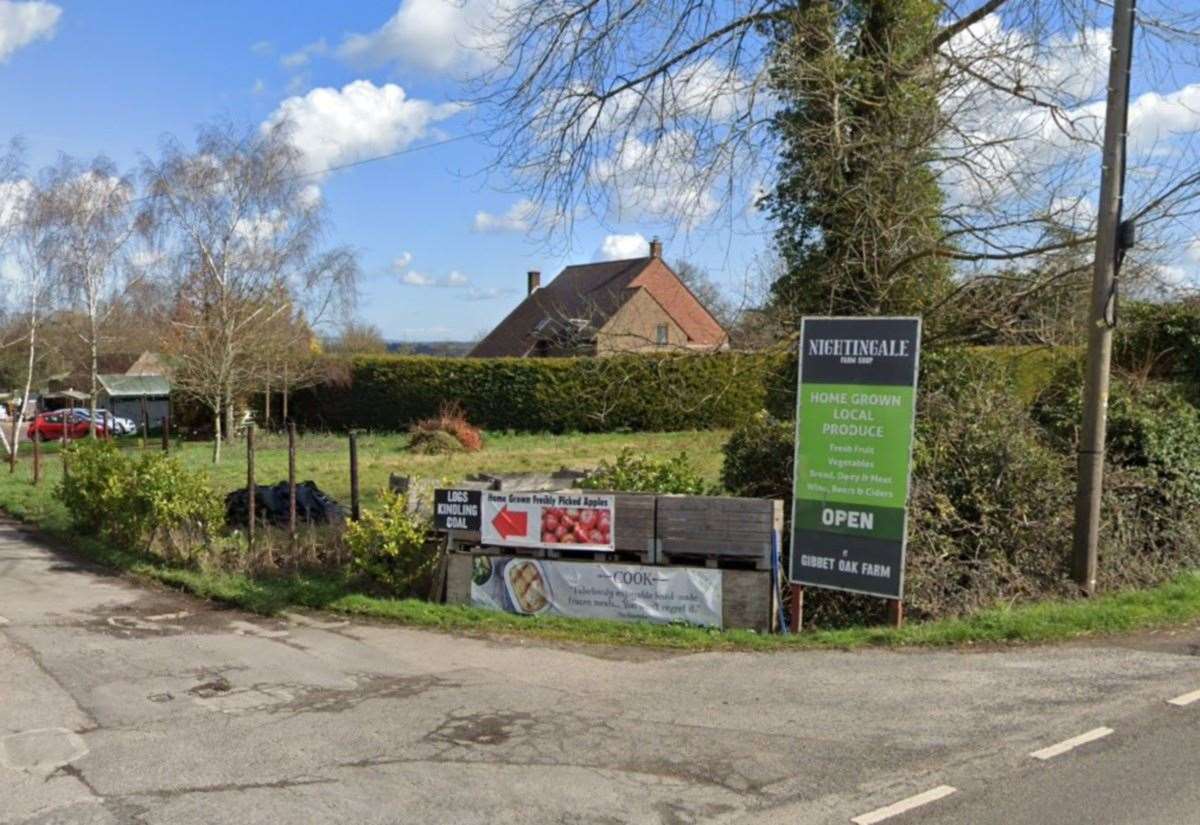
[790,317,921,600]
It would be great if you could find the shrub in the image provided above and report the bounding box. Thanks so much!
[57,438,221,559]
[1113,300,1200,379]
[58,439,128,535]
[345,492,437,595]
[582,448,713,494]
[113,452,224,556]
[720,411,795,499]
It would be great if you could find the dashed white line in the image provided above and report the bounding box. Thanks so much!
[1030,727,1113,760]
[1167,689,1200,707]
[850,785,957,824]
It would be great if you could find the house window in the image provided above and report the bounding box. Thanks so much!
[655,323,669,346]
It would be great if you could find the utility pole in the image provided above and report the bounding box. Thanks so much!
[1073,0,1137,595]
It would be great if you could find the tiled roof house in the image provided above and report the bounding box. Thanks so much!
[469,239,729,357]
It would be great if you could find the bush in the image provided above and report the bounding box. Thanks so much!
[114,452,224,555]
[410,402,483,452]
[720,410,795,499]
[58,439,128,535]
[345,492,437,595]
[57,438,222,558]
[582,448,713,494]
[292,351,786,433]
[1113,300,1200,379]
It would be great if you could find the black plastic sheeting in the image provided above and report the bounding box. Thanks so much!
[225,481,344,528]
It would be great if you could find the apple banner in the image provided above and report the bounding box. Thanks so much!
[480,491,616,551]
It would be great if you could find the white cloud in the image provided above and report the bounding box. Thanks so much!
[391,251,413,271]
[250,40,273,56]
[1154,264,1200,296]
[250,78,266,96]
[1188,238,1200,265]
[598,233,648,261]
[592,133,718,224]
[0,1,60,62]
[400,268,473,288]
[281,38,327,70]
[337,0,505,73]
[402,270,434,286]
[263,80,464,176]
[473,199,535,233]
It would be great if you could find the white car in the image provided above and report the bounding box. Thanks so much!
[72,409,137,436]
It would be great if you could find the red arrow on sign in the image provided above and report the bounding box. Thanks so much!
[492,505,528,540]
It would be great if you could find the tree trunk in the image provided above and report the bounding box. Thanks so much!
[88,324,99,438]
[13,312,37,459]
[282,362,289,423]
[224,383,234,442]
[212,403,222,463]
[264,376,271,431]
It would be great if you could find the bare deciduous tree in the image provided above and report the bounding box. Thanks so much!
[143,122,356,462]
[42,156,140,435]
[473,1,1200,332]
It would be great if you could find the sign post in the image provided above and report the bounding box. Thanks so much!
[789,317,921,626]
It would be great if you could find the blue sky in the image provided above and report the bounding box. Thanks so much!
[0,0,768,342]
[1,1,1198,340]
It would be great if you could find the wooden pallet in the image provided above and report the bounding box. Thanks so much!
[657,496,782,571]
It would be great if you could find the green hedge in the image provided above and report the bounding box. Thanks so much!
[293,352,787,432]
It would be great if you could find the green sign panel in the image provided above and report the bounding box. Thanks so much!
[790,317,921,599]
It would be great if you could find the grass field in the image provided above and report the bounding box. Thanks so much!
[2,429,730,524]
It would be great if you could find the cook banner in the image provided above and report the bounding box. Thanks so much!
[470,556,722,628]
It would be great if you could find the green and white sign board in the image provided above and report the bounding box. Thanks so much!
[790,317,921,599]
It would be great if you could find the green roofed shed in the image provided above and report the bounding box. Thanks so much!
[97,374,172,428]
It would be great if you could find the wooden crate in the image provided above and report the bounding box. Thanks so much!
[656,496,781,571]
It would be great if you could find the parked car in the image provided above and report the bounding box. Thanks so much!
[75,408,136,435]
[27,410,110,441]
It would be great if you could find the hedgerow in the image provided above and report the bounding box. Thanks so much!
[292,352,786,432]
[724,346,1200,626]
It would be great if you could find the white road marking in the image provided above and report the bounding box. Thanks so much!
[850,785,957,824]
[1030,727,1114,760]
[1167,689,1200,707]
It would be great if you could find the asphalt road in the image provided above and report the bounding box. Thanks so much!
[3,520,1200,824]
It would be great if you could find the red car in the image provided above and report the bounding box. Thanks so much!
[26,410,109,441]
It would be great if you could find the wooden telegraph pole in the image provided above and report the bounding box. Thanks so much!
[1073,0,1137,595]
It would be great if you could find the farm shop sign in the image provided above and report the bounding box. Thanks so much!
[790,317,921,599]
[470,556,722,628]
[481,491,615,551]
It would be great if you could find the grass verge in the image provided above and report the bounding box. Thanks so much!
[16,513,1200,652]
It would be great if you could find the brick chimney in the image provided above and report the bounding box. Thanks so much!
[649,237,663,258]
[527,270,541,295]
